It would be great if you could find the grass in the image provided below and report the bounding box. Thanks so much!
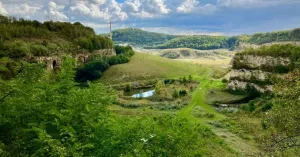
[100,52,210,84]
[102,52,260,155]
[205,90,249,105]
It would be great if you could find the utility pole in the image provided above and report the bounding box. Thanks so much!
[109,21,112,40]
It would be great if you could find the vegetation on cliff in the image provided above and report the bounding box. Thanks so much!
[0,15,113,80]
[75,46,135,82]
[0,15,113,59]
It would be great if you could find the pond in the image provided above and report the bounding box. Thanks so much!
[131,90,155,98]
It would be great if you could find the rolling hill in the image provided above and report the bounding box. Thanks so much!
[100,52,210,84]
[112,27,300,51]
[112,28,177,47]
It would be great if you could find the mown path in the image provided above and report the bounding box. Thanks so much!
[178,75,259,156]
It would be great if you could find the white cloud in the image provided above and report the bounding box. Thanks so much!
[177,0,199,13]
[0,1,8,15]
[123,0,170,19]
[67,0,127,21]
[123,0,141,12]
[216,0,300,8]
[176,0,216,14]
[70,2,91,15]
[142,0,170,14]
[6,3,40,18]
[44,1,68,21]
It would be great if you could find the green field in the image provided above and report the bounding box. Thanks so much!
[100,53,260,156]
[100,52,210,84]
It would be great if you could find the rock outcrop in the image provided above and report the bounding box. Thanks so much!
[226,54,291,93]
[28,49,116,70]
[235,42,300,52]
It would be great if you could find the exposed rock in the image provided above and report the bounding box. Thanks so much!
[227,80,273,93]
[27,49,116,70]
[227,54,291,94]
[236,41,300,52]
[228,69,273,82]
[233,54,291,70]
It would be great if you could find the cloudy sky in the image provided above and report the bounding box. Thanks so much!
[0,0,300,36]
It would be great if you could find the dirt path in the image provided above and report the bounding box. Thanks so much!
[178,76,259,156]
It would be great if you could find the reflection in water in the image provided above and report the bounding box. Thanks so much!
[132,90,155,98]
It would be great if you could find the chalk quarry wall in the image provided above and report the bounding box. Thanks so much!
[226,54,291,93]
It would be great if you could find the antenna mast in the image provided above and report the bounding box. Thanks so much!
[109,21,112,40]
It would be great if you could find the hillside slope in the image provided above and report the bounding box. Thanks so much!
[100,52,210,84]
[112,28,177,47]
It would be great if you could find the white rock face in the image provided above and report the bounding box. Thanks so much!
[229,69,271,81]
[227,80,273,93]
[236,42,300,52]
[234,55,291,69]
[226,54,290,93]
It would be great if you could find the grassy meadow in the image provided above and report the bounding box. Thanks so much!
[98,52,262,156]
[100,52,211,84]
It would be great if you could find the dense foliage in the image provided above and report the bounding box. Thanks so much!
[241,44,300,61]
[149,36,229,50]
[0,57,233,156]
[0,15,113,58]
[75,46,135,82]
[261,70,300,156]
[245,28,300,45]
[112,28,177,47]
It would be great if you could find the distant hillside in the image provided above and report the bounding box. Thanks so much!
[112,27,300,50]
[112,28,177,47]
[246,28,300,45]
[149,36,229,50]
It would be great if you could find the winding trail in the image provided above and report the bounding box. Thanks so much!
[178,74,259,156]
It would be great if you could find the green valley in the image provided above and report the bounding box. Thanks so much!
[1,12,300,157]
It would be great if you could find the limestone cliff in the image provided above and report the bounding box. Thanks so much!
[226,54,291,93]
[235,41,300,52]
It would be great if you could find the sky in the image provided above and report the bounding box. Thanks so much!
[0,0,300,36]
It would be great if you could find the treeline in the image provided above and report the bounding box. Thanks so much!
[241,44,300,60]
[0,15,113,58]
[75,46,135,82]
[112,28,177,47]
[240,28,300,45]
[112,27,300,50]
[149,36,229,50]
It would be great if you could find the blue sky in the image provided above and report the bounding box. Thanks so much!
[0,0,300,36]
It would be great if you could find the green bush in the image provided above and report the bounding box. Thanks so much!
[30,44,48,56]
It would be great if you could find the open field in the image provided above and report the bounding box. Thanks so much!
[133,47,234,67]
[100,52,210,84]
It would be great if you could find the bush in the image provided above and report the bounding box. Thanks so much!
[30,44,48,56]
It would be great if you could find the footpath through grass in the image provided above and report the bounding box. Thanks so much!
[178,75,260,156]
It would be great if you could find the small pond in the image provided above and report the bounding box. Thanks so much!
[124,89,155,98]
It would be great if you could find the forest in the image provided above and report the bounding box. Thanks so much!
[148,36,230,50]
[112,28,177,47]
